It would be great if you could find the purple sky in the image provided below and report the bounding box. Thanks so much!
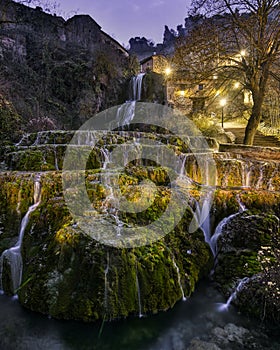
[57,0,192,47]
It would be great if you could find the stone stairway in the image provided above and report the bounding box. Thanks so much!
[224,123,280,148]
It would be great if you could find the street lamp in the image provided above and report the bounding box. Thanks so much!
[165,67,171,76]
[220,98,227,128]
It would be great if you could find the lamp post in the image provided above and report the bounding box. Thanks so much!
[220,98,227,128]
[164,67,172,104]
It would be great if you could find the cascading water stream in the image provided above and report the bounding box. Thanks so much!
[171,255,187,301]
[132,73,145,101]
[210,194,246,257]
[104,251,110,313]
[0,175,41,294]
[210,212,240,258]
[217,277,251,311]
[116,101,136,129]
[135,264,143,318]
[116,73,145,129]
[54,145,59,171]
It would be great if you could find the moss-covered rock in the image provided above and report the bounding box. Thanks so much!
[213,208,280,324]
[0,170,212,322]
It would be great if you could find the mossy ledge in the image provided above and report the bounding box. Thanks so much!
[0,171,212,322]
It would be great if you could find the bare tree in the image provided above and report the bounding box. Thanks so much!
[185,0,280,145]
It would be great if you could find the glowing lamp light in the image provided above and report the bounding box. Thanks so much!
[179,90,185,97]
[240,49,246,56]
[220,98,227,107]
[165,67,171,75]
[234,82,240,89]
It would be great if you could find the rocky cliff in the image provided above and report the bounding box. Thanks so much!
[0,0,136,142]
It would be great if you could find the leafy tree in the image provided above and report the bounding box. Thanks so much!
[181,0,280,145]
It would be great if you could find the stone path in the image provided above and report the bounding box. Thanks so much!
[223,121,280,148]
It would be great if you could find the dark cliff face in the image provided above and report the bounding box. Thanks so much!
[0,1,134,139]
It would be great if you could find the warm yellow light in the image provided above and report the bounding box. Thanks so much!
[165,67,171,75]
[179,90,185,97]
[220,98,227,107]
[234,82,240,89]
[215,90,220,97]
[240,50,246,56]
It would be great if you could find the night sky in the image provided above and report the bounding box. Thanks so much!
[56,0,192,47]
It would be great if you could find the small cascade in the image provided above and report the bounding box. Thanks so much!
[104,251,110,313]
[255,163,267,189]
[131,73,145,101]
[135,265,143,318]
[0,175,41,294]
[210,212,240,257]
[53,145,59,171]
[100,146,124,237]
[268,163,279,191]
[218,277,250,311]
[191,191,213,251]
[241,160,252,188]
[100,147,111,169]
[236,194,246,212]
[116,101,136,128]
[178,154,187,177]
[116,72,145,129]
[171,255,187,301]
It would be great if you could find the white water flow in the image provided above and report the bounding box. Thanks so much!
[218,277,251,311]
[255,163,267,189]
[135,265,143,318]
[192,191,213,253]
[179,154,187,177]
[116,100,136,128]
[104,251,110,312]
[0,176,41,294]
[116,73,145,128]
[268,163,278,191]
[236,194,246,212]
[210,212,240,257]
[100,147,124,236]
[54,145,59,171]
[172,256,187,301]
[241,161,252,188]
[132,73,145,101]
[210,192,247,258]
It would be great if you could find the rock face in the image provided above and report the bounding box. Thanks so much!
[0,171,212,321]
[212,197,280,324]
[0,0,134,136]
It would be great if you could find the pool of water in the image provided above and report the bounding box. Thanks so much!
[0,279,279,350]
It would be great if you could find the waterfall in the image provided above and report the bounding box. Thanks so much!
[171,256,187,301]
[191,191,213,251]
[0,175,41,294]
[100,146,124,237]
[236,194,246,212]
[104,251,110,313]
[210,212,240,257]
[255,163,266,190]
[268,163,279,191]
[135,266,143,318]
[116,101,136,129]
[54,145,59,171]
[218,277,250,311]
[116,73,145,129]
[241,161,252,188]
[132,73,145,101]
[178,154,187,177]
